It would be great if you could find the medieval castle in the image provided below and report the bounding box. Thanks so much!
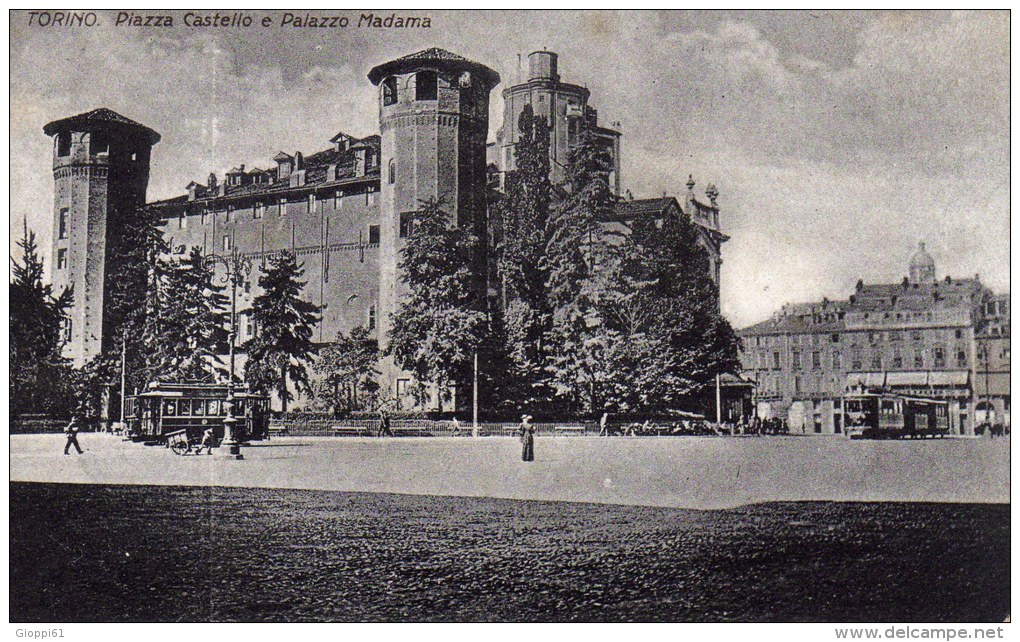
[44,48,727,405]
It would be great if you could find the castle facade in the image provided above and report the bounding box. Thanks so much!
[44,48,727,408]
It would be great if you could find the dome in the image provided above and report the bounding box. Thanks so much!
[910,242,935,269]
[908,242,936,284]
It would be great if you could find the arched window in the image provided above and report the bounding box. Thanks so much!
[388,158,396,184]
[415,70,437,101]
[382,77,397,106]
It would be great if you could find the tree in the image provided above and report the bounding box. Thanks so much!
[388,198,488,412]
[243,250,321,412]
[598,207,740,412]
[496,105,555,405]
[136,248,229,385]
[312,326,380,416]
[543,126,618,413]
[10,227,74,416]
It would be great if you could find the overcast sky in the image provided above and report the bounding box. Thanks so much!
[9,10,1009,327]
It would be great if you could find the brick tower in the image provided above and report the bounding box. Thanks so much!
[43,109,160,366]
[368,48,500,403]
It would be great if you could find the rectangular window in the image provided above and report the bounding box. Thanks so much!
[56,248,67,270]
[794,375,802,393]
[399,212,414,238]
[792,351,801,370]
[56,132,71,157]
[893,347,903,369]
[851,347,862,370]
[415,70,437,100]
[956,347,967,367]
[368,225,380,244]
[832,351,841,370]
[831,333,840,343]
[811,351,821,370]
[911,330,923,341]
[870,352,882,370]
[773,351,780,370]
[58,208,69,239]
[914,349,924,369]
[933,346,946,368]
[61,318,72,343]
[396,378,411,397]
[222,235,231,251]
[367,305,377,331]
[382,77,398,106]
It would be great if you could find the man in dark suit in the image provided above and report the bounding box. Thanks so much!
[63,417,84,455]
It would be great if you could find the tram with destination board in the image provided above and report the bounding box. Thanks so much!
[844,391,949,439]
[125,382,270,444]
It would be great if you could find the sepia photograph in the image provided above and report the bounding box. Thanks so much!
[7,8,1010,630]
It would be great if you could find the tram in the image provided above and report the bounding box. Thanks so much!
[844,391,949,439]
[125,382,270,443]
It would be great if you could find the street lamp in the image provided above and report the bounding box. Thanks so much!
[204,248,252,460]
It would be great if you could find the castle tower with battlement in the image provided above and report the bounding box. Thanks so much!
[43,108,160,366]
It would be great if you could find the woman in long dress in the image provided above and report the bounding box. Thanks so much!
[519,414,535,462]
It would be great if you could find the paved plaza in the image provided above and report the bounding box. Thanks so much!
[9,433,1009,509]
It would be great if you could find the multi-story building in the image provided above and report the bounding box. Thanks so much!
[45,47,728,410]
[739,243,1007,435]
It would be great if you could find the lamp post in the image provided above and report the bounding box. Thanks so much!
[204,248,252,460]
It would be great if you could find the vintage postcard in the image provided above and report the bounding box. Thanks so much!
[8,9,1009,632]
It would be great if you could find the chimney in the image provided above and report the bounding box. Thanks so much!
[354,147,367,177]
[207,173,218,191]
[294,152,303,171]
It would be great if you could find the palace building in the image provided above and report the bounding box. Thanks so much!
[739,243,1010,435]
[44,48,728,409]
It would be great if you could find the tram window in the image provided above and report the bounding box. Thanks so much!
[208,400,220,416]
[193,400,205,416]
[165,400,177,415]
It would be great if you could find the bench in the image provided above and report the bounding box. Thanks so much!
[330,425,369,437]
[555,425,586,436]
[268,425,289,437]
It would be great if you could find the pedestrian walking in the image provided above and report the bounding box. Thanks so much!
[63,417,84,455]
[197,427,215,454]
[599,411,609,436]
[519,414,535,462]
[377,410,394,437]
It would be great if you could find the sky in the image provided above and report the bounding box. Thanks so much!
[9,10,1010,328]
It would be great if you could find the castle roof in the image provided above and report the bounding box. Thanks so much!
[368,47,500,87]
[147,135,381,208]
[43,108,161,145]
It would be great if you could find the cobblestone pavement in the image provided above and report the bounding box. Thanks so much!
[9,433,1009,509]
[9,483,1010,622]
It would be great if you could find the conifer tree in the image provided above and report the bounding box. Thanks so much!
[544,127,617,413]
[243,250,321,412]
[388,198,488,412]
[497,105,555,404]
[10,228,74,416]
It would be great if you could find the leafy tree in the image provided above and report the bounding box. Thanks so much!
[496,105,555,404]
[543,127,617,413]
[388,198,488,412]
[243,250,321,412]
[312,326,380,416]
[599,207,740,412]
[9,228,74,416]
